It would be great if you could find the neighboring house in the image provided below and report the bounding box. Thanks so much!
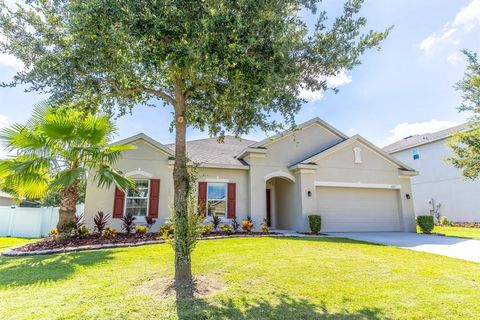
[84,118,417,233]
[0,191,14,206]
[384,123,479,222]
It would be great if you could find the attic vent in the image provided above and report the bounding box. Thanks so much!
[353,147,362,164]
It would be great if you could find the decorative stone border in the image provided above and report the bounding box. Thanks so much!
[2,233,311,257]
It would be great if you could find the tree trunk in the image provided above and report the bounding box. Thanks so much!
[172,77,194,298]
[57,181,79,233]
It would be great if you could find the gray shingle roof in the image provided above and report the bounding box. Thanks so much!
[167,136,256,166]
[383,122,471,153]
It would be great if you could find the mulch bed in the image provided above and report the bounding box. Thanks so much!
[3,231,282,256]
[442,222,480,228]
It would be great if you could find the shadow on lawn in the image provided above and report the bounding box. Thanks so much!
[175,293,388,320]
[0,250,115,287]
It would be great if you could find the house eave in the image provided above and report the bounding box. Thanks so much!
[167,159,250,170]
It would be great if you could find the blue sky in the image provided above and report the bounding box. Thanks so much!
[1,0,479,158]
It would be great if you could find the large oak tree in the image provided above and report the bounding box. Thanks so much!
[0,0,390,296]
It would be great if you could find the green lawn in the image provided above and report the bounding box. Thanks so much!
[1,237,479,320]
[434,226,480,240]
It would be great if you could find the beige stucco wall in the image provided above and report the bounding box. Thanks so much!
[84,140,173,231]
[245,123,344,229]
[309,140,416,232]
[84,125,416,233]
[84,139,250,231]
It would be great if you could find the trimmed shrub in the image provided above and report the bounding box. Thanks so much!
[417,215,435,234]
[49,228,59,241]
[102,227,117,239]
[76,226,90,239]
[242,216,254,232]
[308,215,322,234]
[135,225,147,236]
[159,224,174,239]
[199,223,213,236]
[220,224,233,235]
[439,216,450,226]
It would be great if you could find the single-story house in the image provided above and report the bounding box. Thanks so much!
[385,122,480,222]
[84,118,418,232]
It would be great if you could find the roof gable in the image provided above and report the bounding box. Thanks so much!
[383,122,471,153]
[250,117,348,149]
[113,133,174,157]
[294,135,417,172]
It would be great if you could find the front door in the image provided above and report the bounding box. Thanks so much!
[266,189,271,227]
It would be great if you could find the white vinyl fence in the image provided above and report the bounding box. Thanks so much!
[0,204,84,238]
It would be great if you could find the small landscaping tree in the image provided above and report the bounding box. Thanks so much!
[0,0,390,297]
[0,105,134,233]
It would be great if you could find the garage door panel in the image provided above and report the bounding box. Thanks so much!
[317,187,401,232]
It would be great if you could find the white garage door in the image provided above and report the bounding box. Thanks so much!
[317,187,401,232]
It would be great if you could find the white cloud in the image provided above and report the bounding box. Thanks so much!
[299,70,352,102]
[453,0,480,31]
[419,27,458,54]
[420,0,480,54]
[382,119,460,147]
[447,51,460,65]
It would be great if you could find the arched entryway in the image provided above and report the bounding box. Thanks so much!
[264,171,295,230]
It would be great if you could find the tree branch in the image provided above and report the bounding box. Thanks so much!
[78,71,175,105]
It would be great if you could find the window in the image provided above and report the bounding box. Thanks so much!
[125,180,149,217]
[207,183,227,217]
[412,148,420,160]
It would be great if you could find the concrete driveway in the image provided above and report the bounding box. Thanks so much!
[327,232,480,263]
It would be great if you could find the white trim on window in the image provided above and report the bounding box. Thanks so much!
[206,182,228,217]
[125,169,153,178]
[124,179,150,217]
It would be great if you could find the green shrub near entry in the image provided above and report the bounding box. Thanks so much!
[417,215,434,234]
[308,215,322,234]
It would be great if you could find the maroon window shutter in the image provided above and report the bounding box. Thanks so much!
[148,179,160,218]
[198,182,207,216]
[227,183,236,219]
[113,187,125,218]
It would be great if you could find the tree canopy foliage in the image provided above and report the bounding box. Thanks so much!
[449,50,480,180]
[0,0,390,135]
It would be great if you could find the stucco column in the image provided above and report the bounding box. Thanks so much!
[291,164,318,232]
[248,165,266,230]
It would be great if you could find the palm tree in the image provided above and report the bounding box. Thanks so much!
[0,104,135,232]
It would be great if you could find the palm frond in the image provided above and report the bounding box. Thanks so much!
[77,113,115,145]
[43,108,81,141]
[94,164,135,191]
[51,167,86,189]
